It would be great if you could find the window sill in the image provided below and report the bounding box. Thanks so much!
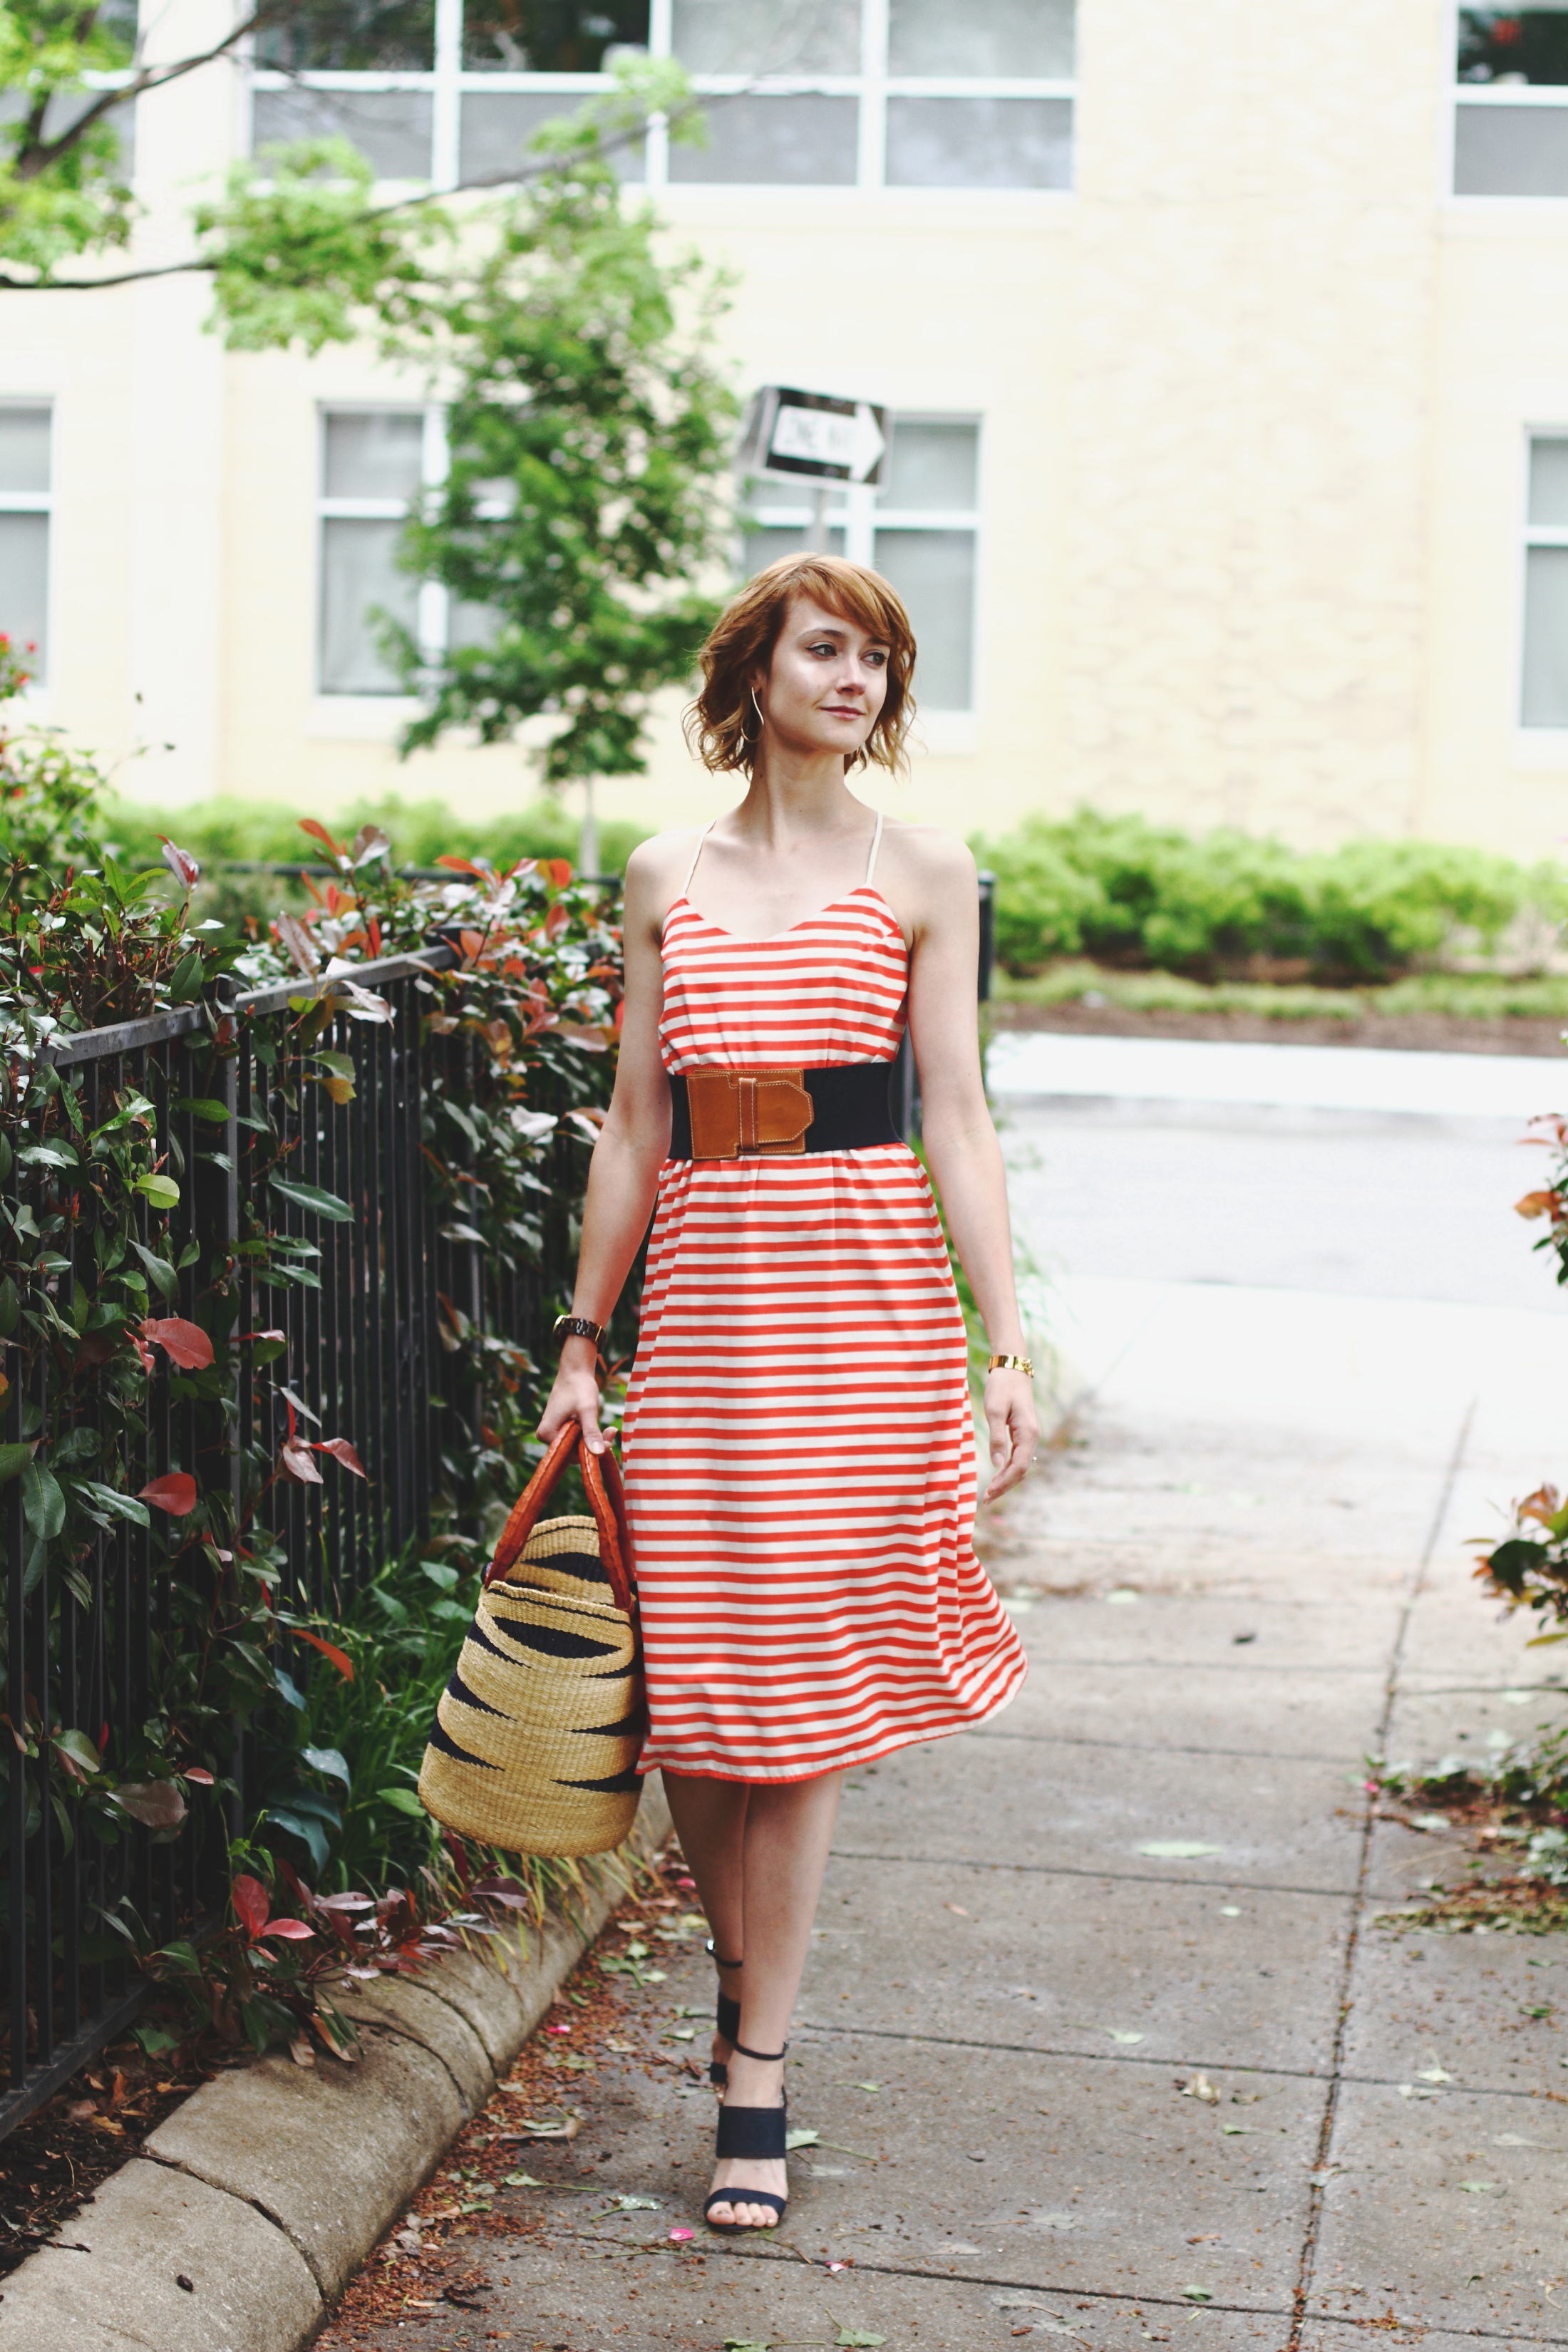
[306,696,422,739]
[659,183,1073,222]
[1510,729,1568,765]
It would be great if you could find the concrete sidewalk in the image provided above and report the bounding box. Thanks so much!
[319,1095,1568,2351]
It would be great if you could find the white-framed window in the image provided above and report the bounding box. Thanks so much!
[1453,4,1568,195]
[0,404,53,686]
[249,0,1073,192]
[318,404,445,695]
[1521,434,1568,726]
[743,415,980,711]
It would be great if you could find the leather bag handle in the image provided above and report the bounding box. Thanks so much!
[485,1422,635,1616]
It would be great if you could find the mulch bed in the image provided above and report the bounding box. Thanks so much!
[1374,1792,1568,1934]
[0,2028,254,2275]
[990,1001,1568,1059]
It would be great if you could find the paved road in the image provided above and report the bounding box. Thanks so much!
[325,1068,1568,2351]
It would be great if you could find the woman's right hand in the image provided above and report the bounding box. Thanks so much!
[537,1337,609,1453]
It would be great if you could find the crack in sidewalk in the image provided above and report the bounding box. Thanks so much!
[1284,1396,1477,2350]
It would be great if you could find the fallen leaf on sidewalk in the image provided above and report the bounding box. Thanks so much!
[1458,2180,1502,2194]
[1180,2073,1222,2104]
[854,2080,881,2091]
[1139,1840,1222,1859]
[945,1903,971,1917]
[991,2294,1080,2336]
[1108,2028,1145,2045]
[785,2127,820,2150]
[609,2194,661,2211]
[1181,2286,1212,2304]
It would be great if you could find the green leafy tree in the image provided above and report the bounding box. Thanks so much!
[0,0,289,281]
[383,137,737,837]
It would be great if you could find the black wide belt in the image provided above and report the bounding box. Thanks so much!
[668,1061,899,1162]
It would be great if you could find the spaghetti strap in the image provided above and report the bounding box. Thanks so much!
[681,822,715,899]
[864,808,884,887]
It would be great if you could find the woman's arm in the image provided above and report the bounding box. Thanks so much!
[899,833,1038,1502]
[537,843,679,1453]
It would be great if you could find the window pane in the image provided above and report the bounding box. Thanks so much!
[1530,440,1568,526]
[450,596,505,651]
[1453,100,1568,193]
[672,0,860,75]
[0,408,51,495]
[877,421,976,510]
[324,411,425,502]
[1523,545,1568,724]
[873,528,974,709]
[889,0,1076,78]
[257,0,435,70]
[463,1,651,70]
[0,515,48,683]
[252,88,433,180]
[321,520,419,693]
[1459,7,1568,86]
[670,93,857,182]
[886,96,1071,188]
[460,91,644,179]
[38,89,135,177]
[741,525,847,574]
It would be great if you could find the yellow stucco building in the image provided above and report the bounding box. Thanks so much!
[4,0,1568,857]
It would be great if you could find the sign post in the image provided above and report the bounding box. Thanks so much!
[737,386,888,551]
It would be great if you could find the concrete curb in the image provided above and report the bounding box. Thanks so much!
[0,1781,671,2352]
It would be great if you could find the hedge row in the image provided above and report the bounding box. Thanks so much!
[105,793,651,884]
[971,809,1568,984]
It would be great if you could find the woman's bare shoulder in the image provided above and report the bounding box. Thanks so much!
[876,817,977,891]
[624,826,709,903]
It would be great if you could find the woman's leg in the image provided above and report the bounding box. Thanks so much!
[662,1773,750,2083]
[665,1768,845,2227]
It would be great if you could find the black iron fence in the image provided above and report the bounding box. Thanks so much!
[0,945,585,2139]
[1,874,993,2140]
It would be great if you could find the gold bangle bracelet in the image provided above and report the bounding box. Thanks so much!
[988,1353,1034,1377]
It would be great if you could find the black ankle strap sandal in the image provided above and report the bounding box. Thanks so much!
[706,1939,741,2090]
[703,2039,789,2235]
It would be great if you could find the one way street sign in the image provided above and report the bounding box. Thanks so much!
[738,385,887,487]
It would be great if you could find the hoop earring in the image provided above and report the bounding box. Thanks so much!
[750,687,765,732]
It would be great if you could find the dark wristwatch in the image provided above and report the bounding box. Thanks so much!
[552,1314,607,1351]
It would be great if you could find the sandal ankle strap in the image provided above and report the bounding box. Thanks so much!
[706,1939,743,1970]
[731,2038,788,2062]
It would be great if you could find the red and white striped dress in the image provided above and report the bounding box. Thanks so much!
[621,815,1028,1783]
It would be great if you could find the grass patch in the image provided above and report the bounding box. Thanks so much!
[995,960,1568,1022]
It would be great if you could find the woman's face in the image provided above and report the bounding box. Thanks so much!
[756,594,890,762]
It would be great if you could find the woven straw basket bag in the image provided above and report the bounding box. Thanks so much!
[417,1424,643,1857]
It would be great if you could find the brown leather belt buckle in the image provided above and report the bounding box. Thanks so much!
[685,1068,813,1160]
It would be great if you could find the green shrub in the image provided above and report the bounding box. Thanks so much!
[974,806,1568,984]
[103,793,651,883]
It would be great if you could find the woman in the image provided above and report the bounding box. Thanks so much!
[537,552,1033,2232]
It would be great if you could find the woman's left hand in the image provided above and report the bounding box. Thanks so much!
[981,1367,1038,1503]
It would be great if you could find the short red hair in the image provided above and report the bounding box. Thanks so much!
[685,554,917,777]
